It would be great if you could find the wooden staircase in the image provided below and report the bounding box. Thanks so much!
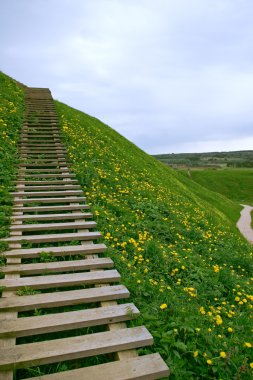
[0,88,169,379]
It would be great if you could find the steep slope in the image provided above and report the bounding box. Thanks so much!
[55,101,253,380]
[0,72,24,252]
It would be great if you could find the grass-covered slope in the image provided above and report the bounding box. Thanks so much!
[0,72,24,252]
[187,169,253,206]
[55,101,253,379]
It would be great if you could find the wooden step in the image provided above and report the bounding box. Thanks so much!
[14,196,86,204]
[36,354,169,380]
[0,326,152,370]
[18,168,70,173]
[10,221,96,232]
[12,212,91,221]
[16,180,78,185]
[13,204,89,212]
[18,174,74,179]
[0,284,128,311]
[4,243,106,258]
[0,303,138,338]
[19,150,66,154]
[19,162,67,167]
[1,257,113,274]
[3,231,101,244]
[12,190,83,197]
[0,269,120,290]
[17,185,80,190]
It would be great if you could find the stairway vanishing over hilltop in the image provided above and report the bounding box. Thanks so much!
[0,87,169,379]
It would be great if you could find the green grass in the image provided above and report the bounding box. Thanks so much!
[0,72,24,252]
[187,168,253,206]
[54,100,253,380]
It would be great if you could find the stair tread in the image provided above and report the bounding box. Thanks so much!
[35,354,169,380]
[0,303,138,338]
[0,269,120,290]
[0,326,152,370]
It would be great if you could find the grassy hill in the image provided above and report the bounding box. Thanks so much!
[55,100,253,379]
[0,72,24,253]
[186,169,253,206]
[0,72,252,379]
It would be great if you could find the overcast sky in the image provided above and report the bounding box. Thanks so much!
[1,0,253,154]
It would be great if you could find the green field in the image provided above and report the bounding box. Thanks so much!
[0,72,252,379]
[186,169,253,206]
[154,151,253,168]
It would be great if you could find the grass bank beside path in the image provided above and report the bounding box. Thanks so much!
[187,168,253,206]
[0,72,25,253]
[55,100,253,380]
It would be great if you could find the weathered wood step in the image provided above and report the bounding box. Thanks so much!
[4,243,106,258]
[0,284,127,311]
[16,180,78,185]
[19,168,70,173]
[13,204,89,212]
[17,185,80,190]
[1,257,113,275]
[19,161,67,166]
[0,326,152,370]
[10,220,96,231]
[18,174,75,178]
[19,150,66,154]
[14,196,86,204]
[11,212,92,221]
[19,159,67,165]
[0,269,120,290]
[36,354,169,380]
[3,231,100,244]
[0,303,138,338]
[12,190,83,197]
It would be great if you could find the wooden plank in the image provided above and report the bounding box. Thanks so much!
[15,185,80,190]
[17,174,75,178]
[1,257,114,274]
[3,231,101,243]
[12,204,89,212]
[18,168,69,173]
[0,284,129,311]
[0,269,120,290]
[0,326,153,370]
[36,354,169,380]
[16,180,78,185]
[11,190,83,197]
[11,212,92,221]
[0,303,138,338]
[18,163,67,168]
[13,196,86,204]
[4,243,106,258]
[10,221,96,231]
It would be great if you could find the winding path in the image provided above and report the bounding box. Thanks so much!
[237,205,253,243]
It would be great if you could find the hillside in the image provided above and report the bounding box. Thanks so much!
[54,100,253,379]
[0,72,24,252]
[0,71,252,379]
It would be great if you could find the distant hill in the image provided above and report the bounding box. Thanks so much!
[153,150,253,168]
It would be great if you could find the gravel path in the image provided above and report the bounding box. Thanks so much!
[236,205,253,243]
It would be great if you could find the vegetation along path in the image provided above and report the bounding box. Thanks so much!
[0,87,169,379]
[237,205,253,244]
